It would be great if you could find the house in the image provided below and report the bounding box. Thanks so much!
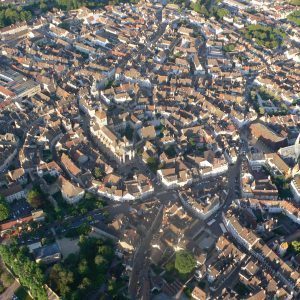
[249,123,287,151]
[139,126,156,140]
[33,243,61,264]
[265,153,291,178]
[61,153,81,179]
[223,213,260,251]
[37,161,62,177]
[0,183,26,203]
[291,175,300,203]
[6,168,27,184]
[59,176,84,204]
[191,287,206,300]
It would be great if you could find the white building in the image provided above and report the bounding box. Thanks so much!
[291,176,300,203]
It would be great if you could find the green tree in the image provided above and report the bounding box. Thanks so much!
[174,250,196,275]
[78,259,89,275]
[95,254,107,265]
[288,10,300,26]
[98,245,114,261]
[49,264,74,297]
[20,10,32,22]
[78,277,91,290]
[108,278,119,298]
[224,43,235,52]
[0,245,47,299]
[0,196,9,221]
[291,240,300,253]
[94,167,105,179]
[146,157,159,172]
[27,189,43,208]
[215,8,229,19]
[39,0,48,12]
[4,8,19,24]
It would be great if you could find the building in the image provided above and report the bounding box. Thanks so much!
[33,243,61,264]
[191,287,206,300]
[249,123,287,151]
[0,183,26,202]
[291,175,300,203]
[59,176,84,204]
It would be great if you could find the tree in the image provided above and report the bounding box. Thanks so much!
[77,223,91,236]
[78,259,89,275]
[49,264,74,297]
[215,8,229,19]
[39,0,48,12]
[291,241,300,253]
[108,278,119,298]
[0,245,47,299]
[94,255,106,266]
[259,107,265,115]
[244,24,284,49]
[79,277,91,290]
[94,167,105,179]
[174,250,196,275]
[19,10,32,22]
[94,255,108,272]
[146,157,159,172]
[98,245,114,261]
[224,43,236,52]
[27,189,43,208]
[287,10,300,26]
[0,196,9,221]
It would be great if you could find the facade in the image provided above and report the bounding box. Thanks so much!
[291,176,300,203]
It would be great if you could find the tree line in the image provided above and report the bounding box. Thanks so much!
[0,0,138,29]
[0,244,47,299]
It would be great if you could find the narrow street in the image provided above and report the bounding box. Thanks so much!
[128,205,164,299]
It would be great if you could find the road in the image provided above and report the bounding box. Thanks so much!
[117,21,167,69]
[211,256,246,297]
[128,205,164,299]
[0,260,20,300]
[203,157,242,237]
[0,280,20,300]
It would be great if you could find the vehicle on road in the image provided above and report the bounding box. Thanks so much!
[207,219,216,226]
[219,223,227,233]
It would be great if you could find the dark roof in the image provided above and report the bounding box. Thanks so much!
[33,243,60,259]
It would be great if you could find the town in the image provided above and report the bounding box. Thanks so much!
[0,0,299,299]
